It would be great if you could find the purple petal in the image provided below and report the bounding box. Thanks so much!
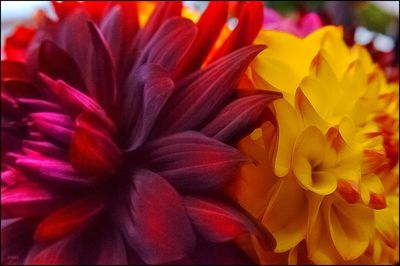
[87,21,117,112]
[153,45,265,136]
[100,5,122,63]
[143,131,247,191]
[122,64,174,151]
[135,17,197,74]
[58,9,91,78]
[202,90,281,144]
[117,168,196,264]
[134,2,182,50]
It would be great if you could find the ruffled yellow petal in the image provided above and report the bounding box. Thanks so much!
[292,126,337,195]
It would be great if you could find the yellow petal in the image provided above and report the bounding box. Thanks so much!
[295,87,329,131]
[273,99,301,177]
[262,176,307,252]
[307,196,342,264]
[292,126,338,195]
[327,198,374,260]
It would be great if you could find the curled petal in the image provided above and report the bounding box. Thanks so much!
[292,126,337,195]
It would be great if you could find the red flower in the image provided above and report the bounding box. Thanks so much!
[1,1,279,265]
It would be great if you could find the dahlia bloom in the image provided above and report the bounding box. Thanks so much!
[227,26,399,264]
[1,1,280,264]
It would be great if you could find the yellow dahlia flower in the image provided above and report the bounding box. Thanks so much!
[227,26,399,264]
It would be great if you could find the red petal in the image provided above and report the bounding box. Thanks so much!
[38,40,87,92]
[175,1,229,79]
[184,196,275,249]
[25,235,80,265]
[34,196,105,242]
[70,112,121,178]
[1,60,30,81]
[5,26,35,61]
[117,169,195,264]
[210,1,263,62]
[202,90,281,144]
[143,131,247,191]
[154,45,265,135]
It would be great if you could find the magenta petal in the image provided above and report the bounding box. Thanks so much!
[136,17,197,74]
[1,181,67,218]
[202,90,281,144]
[123,64,174,151]
[184,196,275,250]
[24,235,80,265]
[154,45,266,136]
[1,168,27,186]
[22,140,65,159]
[87,21,117,112]
[16,156,91,187]
[38,40,87,92]
[117,168,195,264]
[143,131,247,191]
